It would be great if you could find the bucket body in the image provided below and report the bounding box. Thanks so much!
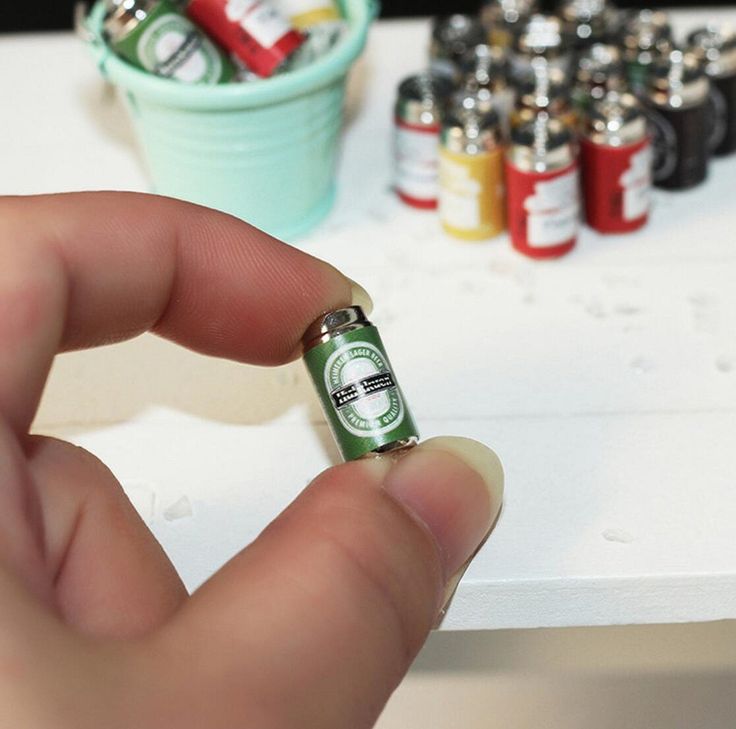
[86,0,373,239]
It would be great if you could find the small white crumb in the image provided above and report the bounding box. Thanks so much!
[629,356,654,374]
[583,299,607,319]
[163,496,193,522]
[602,528,634,544]
[614,304,643,316]
[123,481,157,524]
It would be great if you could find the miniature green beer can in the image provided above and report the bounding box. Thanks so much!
[103,0,234,84]
[303,306,419,461]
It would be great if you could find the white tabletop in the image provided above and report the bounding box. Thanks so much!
[3,11,736,631]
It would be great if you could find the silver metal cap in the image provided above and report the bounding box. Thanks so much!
[395,73,454,127]
[584,91,647,146]
[102,0,153,42]
[577,43,624,84]
[649,49,710,110]
[515,14,570,58]
[481,0,539,27]
[302,306,372,352]
[516,58,571,112]
[508,112,576,172]
[622,9,673,57]
[460,44,510,90]
[441,93,503,154]
[557,0,620,44]
[687,24,736,79]
[431,15,487,62]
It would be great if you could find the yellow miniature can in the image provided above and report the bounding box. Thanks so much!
[275,0,341,30]
[439,94,506,240]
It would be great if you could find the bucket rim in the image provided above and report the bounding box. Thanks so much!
[85,0,374,109]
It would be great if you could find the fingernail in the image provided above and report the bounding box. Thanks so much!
[348,278,373,315]
[382,437,504,607]
[434,569,465,629]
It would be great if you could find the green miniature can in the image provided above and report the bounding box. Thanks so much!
[303,306,419,461]
[103,0,234,84]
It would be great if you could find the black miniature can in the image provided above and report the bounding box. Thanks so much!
[644,50,710,190]
[688,25,736,156]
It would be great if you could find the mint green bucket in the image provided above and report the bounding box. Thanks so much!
[85,0,373,239]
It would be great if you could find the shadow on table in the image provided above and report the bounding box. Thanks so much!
[413,622,736,673]
[35,333,324,433]
[76,79,144,164]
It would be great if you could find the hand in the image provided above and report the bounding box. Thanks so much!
[0,192,503,729]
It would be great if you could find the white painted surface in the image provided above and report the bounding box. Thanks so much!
[3,12,736,631]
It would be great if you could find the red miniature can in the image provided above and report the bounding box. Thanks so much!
[395,117,441,208]
[393,73,454,209]
[186,0,304,77]
[580,92,652,233]
[506,114,580,259]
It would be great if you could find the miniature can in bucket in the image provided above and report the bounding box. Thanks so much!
[85,0,373,240]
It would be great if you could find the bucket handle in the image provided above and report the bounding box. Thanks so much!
[368,0,381,20]
[74,1,113,79]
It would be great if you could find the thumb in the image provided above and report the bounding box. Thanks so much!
[153,437,503,729]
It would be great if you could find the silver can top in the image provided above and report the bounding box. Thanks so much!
[395,73,454,127]
[575,43,625,102]
[441,93,503,154]
[481,0,539,27]
[508,112,576,172]
[516,58,571,113]
[558,0,606,23]
[557,0,620,45]
[576,43,624,84]
[687,24,736,79]
[514,14,570,58]
[302,306,371,352]
[430,15,487,63]
[460,44,510,91]
[584,91,647,146]
[103,0,155,42]
[621,9,673,59]
[648,49,710,110]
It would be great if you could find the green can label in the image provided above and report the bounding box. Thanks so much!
[112,1,233,84]
[305,326,419,461]
[626,60,649,96]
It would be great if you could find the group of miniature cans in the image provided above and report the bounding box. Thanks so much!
[393,2,736,259]
[102,0,343,82]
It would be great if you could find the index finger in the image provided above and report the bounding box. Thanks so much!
[0,192,366,433]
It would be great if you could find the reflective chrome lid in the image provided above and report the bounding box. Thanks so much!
[508,112,576,171]
[481,0,539,27]
[515,13,570,58]
[648,49,709,109]
[395,73,455,126]
[460,44,510,89]
[516,57,571,110]
[622,9,673,57]
[584,91,647,145]
[431,14,487,61]
[557,0,620,44]
[102,0,154,41]
[687,24,736,79]
[302,306,371,352]
[577,43,624,84]
[441,93,503,154]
